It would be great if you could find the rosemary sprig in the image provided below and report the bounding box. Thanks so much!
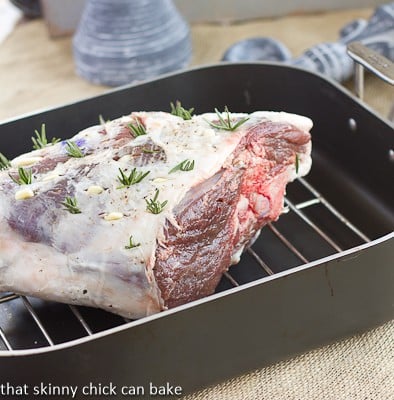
[32,124,60,150]
[128,120,147,137]
[99,114,110,125]
[65,140,84,158]
[169,159,195,174]
[295,153,300,174]
[0,152,11,170]
[125,235,141,250]
[145,189,168,214]
[61,196,81,214]
[207,106,249,131]
[9,167,32,185]
[117,167,150,188]
[170,101,194,120]
[142,148,160,154]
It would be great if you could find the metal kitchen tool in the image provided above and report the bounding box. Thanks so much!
[347,41,394,107]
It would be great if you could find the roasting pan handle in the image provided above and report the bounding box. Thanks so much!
[347,42,394,100]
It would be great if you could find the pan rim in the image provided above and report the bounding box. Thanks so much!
[0,61,392,128]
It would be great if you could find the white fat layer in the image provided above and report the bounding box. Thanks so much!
[0,111,312,317]
[251,111,313,132]
[0,220,158,318]
[288,141,312,182]
[48,113,248,273]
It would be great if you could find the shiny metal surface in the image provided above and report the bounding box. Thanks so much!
[348,41,394,104]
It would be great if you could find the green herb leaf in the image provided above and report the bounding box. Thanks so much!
[9,167,32,185]
[295,153,300,174]
[169,159,195,174]
[145,189,168,214]
[0,152,11,170]
[170,101,194,120]
[117,167,150,188]
[125,235,141,250]
[61,196,81,214]
[207,106,249,131]
[99,114,110,125]
[32,124,60,150]
[128,120,147,137]
[66,140,84,158]
[141,148,160,154]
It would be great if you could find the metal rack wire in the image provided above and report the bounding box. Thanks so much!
[0,177,371,352]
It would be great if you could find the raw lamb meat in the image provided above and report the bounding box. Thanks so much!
[0,109,312,318]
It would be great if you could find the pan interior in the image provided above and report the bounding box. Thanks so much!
[0,63,392,352]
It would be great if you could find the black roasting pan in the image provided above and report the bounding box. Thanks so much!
[0,63,393,397]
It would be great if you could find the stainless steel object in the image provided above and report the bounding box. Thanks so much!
[0,63,392,397]
[347,41,394,123]
[347,41,394,100]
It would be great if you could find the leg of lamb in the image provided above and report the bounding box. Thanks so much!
[0,109,312,318]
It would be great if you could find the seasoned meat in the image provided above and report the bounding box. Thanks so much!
[0,110,312,318]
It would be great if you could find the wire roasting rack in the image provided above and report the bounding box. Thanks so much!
[0,176,372,352]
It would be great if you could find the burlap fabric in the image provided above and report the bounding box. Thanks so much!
[182,320,394,399]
